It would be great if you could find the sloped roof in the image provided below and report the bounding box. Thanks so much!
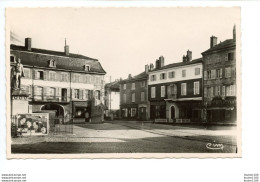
[202,39,236,54]
[150,58,203,72]
[10,44,106,74]
[105,81,120,90]
[120,71,148,83]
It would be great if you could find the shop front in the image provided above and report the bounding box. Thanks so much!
[72,101,91,123]
[120,104,138,120]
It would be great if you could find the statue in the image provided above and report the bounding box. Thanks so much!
[11,58,24,90]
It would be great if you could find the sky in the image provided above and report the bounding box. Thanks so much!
[7,7,240,83]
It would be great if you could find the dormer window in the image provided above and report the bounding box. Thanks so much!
[49,59,56,67]
[84,65,90,71]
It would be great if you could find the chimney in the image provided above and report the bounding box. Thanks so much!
[64,38,69,56]
[145,64,149,73]
[187,50,192,61]
[150,63,154,70]
[128,74,132,79]
[25,38,32,51]
[159,56,164,67]
[155,59,160,69]
[183,55,187,62]
[233,25,236,41]
[210,36,218,48]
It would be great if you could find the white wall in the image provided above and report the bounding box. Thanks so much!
[148,63,202,85]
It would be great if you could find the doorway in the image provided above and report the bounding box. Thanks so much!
[139,107,146,121]
[171,106,175,119]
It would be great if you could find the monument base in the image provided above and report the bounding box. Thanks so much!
[11,89,29,115]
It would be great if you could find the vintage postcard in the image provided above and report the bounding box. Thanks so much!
[6,7,241,158]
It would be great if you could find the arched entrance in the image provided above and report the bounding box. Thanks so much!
[41,104,65,117]
[170,106,175,119]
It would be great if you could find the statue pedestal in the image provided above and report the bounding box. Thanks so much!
[11,89,29,115]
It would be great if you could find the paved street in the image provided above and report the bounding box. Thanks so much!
[11,121,237,153]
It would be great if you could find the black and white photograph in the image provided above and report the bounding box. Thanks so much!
[6,7,241,158]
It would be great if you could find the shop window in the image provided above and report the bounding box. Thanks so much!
[131,108,136,117]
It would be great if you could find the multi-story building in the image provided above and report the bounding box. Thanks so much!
[119,68,149,121]
[201,26,237,123]
[104,80,120,119]
[10,38,106,123]
[148,54,203,123]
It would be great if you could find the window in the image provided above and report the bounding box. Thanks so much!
[182,70,186,77]
[228,52,234,61]
[181,83,187,96]
[161,86,166,97]
[131,108,136,117]
[35,70,44,80]
[216,69,222,78]
[211,69,216,79]
[195,68,200,75]
[150,75,157,81]
[85,75,91,83]
[194,82,200,95]
[132,93,135,102]
[85,90,90,100]
[85,65,90,71]
[61,73,69,82]
[49,87,55,98]
[49,71,56,81]
[168,71,175,78]
[140,81,145,87]
[123,94,126,103]
[131,83,135,90]
[226,85,236,96]
[215,86,221,96]
[49,59,56,67]
[123,84,126,90]
[74,89,79,99]
[225,67,232,78]
[160,73,166,80]
[24,68,30,79]
[207,70,211,80]
[210,87,214,97]
[74,74,80,82]
[10,56,15,63]
[141,92,145,102]
[95,90,101,100]
[35,86,43,99]
[222,86,226,96]
[151,87,156,98]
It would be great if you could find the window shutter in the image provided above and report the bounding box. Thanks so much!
[43,71,47,80]
[29,85,32,95]
[79,89,83,99]
[34,70,38,79]
[204,71,207,80]
[71,89,75,99]
[67,88,71,101]
[43,87,47,98]
[82,90,86,100]
[204,88,207,98]
[33,86,37,96]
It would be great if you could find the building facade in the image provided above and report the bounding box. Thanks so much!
[201,26,237,123]
[148,54,203,123]
[10,38,106,123]
[104,81,120,119]
[119,69,149,121]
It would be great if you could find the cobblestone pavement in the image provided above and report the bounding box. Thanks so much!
[11,121,238,153]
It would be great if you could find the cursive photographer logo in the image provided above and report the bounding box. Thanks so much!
[206,142,224,150]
